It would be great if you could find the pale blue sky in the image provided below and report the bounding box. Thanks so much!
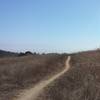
[0,0,100,53]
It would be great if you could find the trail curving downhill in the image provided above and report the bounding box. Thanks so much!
[14,56,71,100]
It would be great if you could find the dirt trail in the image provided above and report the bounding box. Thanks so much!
[14,56,71,100]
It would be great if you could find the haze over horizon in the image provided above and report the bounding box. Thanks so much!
[0,0,100,53]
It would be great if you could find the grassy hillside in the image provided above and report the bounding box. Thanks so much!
[37,50,100,100]
[0,53,67,100]
[1,50,100,100]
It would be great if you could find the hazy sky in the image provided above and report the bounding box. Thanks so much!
[0,0,100,53]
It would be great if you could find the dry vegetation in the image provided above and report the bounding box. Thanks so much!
[0,50,100,100]
[0,53,67,100]
[37,50,100,100]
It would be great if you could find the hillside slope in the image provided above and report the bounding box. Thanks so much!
[0,53,67,100]
[0,50,18,57]
[0,50,100,100]
[37,50,100,100]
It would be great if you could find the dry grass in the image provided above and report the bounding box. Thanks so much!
[1,50,100,100]
[0,54,67,100]
[36,50,100,100]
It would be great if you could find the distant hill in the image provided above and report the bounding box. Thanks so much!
[0,50,18,57]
